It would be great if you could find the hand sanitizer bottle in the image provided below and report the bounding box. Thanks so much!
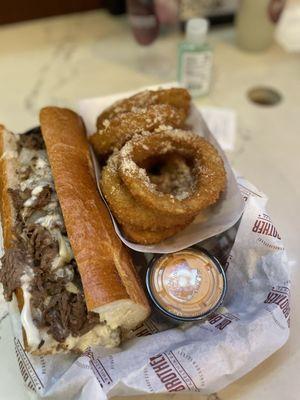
[178,18,213,98]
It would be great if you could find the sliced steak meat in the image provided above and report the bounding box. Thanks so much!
[0,238,32,301]
[18,130,45,151]
[45,291,71,342]
[17,166,32,181]
[25,224,58,271]
[34,186,52,209]
[44,291,99,342]
[77,312,100,336]
[27,226,100,342]
[0,129,101,346]
[8,188,31,213]
[8,186,52,224]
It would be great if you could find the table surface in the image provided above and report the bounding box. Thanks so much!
[0,10,299,400]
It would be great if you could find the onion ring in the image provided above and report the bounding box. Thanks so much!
[121,224,187,245]
[90,104,186,158]
[96,88,191,129]
[118,130,226,216]
[101,153,194,231]
[148,153,194,197]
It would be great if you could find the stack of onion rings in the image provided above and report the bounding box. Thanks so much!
[121,224,188,245]
[101,153,194,231]
[90,88,226,244]
[118,130,227,216]
[90,104,186,159]
[96,87,191,129]
[100,129,226,244]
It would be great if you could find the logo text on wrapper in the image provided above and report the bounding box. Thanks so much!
[252,213,284,251]
[90,357,113,389]
[208,311,239,331]
[14,338,44,392]
[132,318,164,337]
[264,286,290,327]
[252,213,281,240]
[149,351,203,392]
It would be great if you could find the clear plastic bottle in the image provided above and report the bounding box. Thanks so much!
[177,18,213,98]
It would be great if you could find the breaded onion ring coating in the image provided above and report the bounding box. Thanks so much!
[121,224,188,245]
[100,153,194,231]
[118,130,226,216]
[90,104,186,158]
[96,88,191,129]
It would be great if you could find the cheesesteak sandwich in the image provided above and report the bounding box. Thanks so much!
[0,107,150,354]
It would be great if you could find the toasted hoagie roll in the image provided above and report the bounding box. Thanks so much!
[0,108,150,354]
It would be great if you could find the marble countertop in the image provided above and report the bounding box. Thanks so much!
[0,10,299,400]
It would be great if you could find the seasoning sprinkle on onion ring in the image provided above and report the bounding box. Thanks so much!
[90,104,186,158]
[118,130,226,216]
[101,153,195,231]
[121,224,189,245]
[96,88,191,129]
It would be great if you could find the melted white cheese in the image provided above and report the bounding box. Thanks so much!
[58,233,73,264]
[65,282,80,294]
[20,278,120,352]
[16,141,120,352]
[64,324,120,351]
[20,275,43,350]
[31,186,44,196]
[34,214,58,229]
[0,150,18,160]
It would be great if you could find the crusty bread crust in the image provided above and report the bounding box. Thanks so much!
[0,126,29,349]
[39,107,150,319]
[0,125,17,248]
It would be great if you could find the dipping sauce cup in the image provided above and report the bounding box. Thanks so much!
[146,248,227,322]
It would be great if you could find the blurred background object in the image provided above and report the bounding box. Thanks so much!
[275,0,300,52]
[179,0,238,29]
[106,0,126,15]
[126,0,180,46]
[154,0,179,27]
[235,0,286,51]
[126,0,159,45]
[0,0,104,24]
[178,18,213,97]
